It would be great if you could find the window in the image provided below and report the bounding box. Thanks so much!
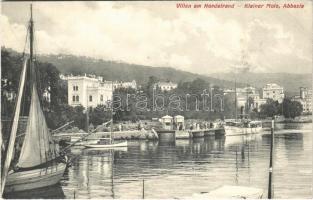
[76,95,79,102]
[100,95,103,101]
[89,95,93,102]
[73,86,79,91]
[72,96,75,102]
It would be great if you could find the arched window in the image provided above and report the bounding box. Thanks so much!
[72,95,75,102]
[76,86,79,91]
[73,86,76,91]
[89,95,93,102]
[100,95,103,101]
[76,95,79,102]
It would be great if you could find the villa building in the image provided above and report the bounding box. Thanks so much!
[262,83,284,103]
[67,75,112,108]
[66,74,137,108]
[292,87,312,113]
[154,82,178,91]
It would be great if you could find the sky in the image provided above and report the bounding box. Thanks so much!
[1,1,312,74]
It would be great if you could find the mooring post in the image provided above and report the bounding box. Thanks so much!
[142,179,145,199]
[268,118,275,199]
[235,146,238,163]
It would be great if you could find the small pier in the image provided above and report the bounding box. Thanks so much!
[203,129,216,136]
[190,128,224,138]
[53,129,158,144]
[190,130,204,138]
[175,130,191,139]
[156,128,224,142]
[156,130,176,143]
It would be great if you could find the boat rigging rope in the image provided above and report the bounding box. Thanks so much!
[21,26,30,60]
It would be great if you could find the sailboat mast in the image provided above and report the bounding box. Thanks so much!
[235,67,237,121]
[110,81,114,144]
[29,5,35,88]
[30,5,33,64]
[0,5,32,194]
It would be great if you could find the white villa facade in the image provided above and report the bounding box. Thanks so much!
[68,75,113,108]
[154,82,178,91]
[66,74,137,108]
[262,83,285,103]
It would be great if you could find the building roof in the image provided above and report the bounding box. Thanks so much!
[161,115,173,119]
[157,82,177,87]
[263,83,283,89]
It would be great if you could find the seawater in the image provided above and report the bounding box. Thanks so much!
[6,123,313,199]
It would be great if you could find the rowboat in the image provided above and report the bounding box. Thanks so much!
[67,136,99,146]
[84,139,127,148]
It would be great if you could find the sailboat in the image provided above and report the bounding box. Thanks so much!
[224,68,262,136]
[84,83,127,148]
[1,5,67,194]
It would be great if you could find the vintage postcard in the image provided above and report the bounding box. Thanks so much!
[1,1,312,199]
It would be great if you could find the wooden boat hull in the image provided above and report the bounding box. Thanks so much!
[224,126,262,136]
[84,141,128,148]
[4,162,66,193]
[67,139,99,146]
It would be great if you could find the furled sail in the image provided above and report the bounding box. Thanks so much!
[17,84,57,168]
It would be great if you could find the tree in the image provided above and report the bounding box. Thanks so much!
[281,98,303,119]
[259,99,280,118]
[89,105,111,126]
[1,48,65,117]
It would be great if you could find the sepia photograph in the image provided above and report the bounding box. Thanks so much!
[1,1,312,199]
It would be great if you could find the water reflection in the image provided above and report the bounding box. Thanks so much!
[4,125,312,199]
[4,183,65,199]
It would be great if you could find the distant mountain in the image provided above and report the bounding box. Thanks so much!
[210,72,312,97]
[3,47,309,97]
[38,54,242,88]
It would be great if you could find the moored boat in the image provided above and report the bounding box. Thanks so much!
[67,135,99,146]
[224,120,263,136]
[1,5,67,194]
[84,139,128,148]
[4,161,67,193]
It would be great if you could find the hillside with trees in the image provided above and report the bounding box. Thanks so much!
[36,52,242,88]
[1,47,308,132]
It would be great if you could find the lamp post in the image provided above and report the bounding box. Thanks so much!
[268,116,275,199]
